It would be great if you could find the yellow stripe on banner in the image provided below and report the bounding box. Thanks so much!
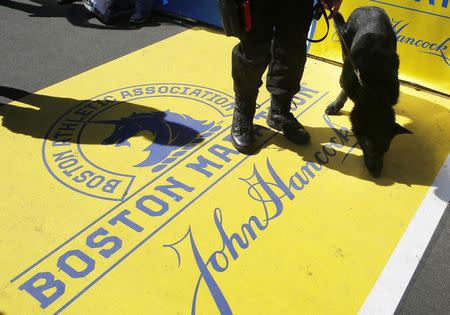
[0,28,449,315]
[308,0,450,94]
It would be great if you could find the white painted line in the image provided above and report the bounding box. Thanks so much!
[359,154,450,315]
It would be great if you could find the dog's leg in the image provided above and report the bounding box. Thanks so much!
[325,89,348,115]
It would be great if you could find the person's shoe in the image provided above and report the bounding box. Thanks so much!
[266,110,310,144]
[231,106,255,154]
[129,12,151,24]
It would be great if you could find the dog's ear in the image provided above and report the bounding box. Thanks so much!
[393,123,412,135]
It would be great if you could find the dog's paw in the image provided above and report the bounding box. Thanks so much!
[325,103,341,115]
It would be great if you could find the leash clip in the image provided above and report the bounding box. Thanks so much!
[354,69,364,87]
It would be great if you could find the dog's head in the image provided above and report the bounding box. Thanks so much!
[351,106,412,177]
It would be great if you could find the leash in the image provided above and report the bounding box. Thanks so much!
[332,16,365,87]
[311,1,365,87]
[307,1,330,43]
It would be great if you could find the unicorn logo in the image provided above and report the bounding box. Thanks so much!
[90,111,215,171]
[43,83,232,200]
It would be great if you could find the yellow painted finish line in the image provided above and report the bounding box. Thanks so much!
[0,29,449,315]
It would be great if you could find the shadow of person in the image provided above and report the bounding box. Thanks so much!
[0,0,160,30]
[2,0,88,20]
[0,86,210,150]
[253,91,450,202]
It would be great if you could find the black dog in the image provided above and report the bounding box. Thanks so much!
[325,6,412,177]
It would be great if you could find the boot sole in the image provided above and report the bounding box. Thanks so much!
[266,117,282,132]
[231,134,255,155]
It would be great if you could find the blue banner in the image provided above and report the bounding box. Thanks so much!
[154,0,223,27]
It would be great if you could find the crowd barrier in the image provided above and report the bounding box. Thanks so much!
[154,0,222,27]
[308,0,449,94]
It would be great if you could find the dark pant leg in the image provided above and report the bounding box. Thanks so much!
[267,0,314,113]
[232,1,274,108]
[135,0,153,16]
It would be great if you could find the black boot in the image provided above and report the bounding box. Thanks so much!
[266,100,310,145]
[231,102,256,154]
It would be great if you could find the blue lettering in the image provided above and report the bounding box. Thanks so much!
[57,250,95,278]
[201,90,213,98]
[86,228,122,258]
[323,114,350,145]
[189,89,202,97]
[437,37,449,51]
[120,91,133,99]
[108,210,144,232]
[315,150,329,165]
[73,170,94,183]
[289,162,322,191]
[158,86,169,93]
[63,165,83,177]
[207,93,220,102]
[414,0,448,8]
[221,101,235,111]
[136,195,168,216]
[254,110,268,121]
[188,229,232,315]
[58,158,78,169]
[180,87,190,95]
[145,86,156,94]
[214,208,267,260]
[53,150,74,162]
[208,144,240,162]
[392,19,449,65]
[214,98,228,105]
[102,179,122,193]
[209,249,229,273]
[132,88,143,96]
[86,175,105,188]
[19,272,65,309]
[154,177,194,202]
[186,156,223,177]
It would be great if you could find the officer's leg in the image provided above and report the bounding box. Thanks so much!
[266,0,314,144]
[130,0,154,24]
[231,2,273,154]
